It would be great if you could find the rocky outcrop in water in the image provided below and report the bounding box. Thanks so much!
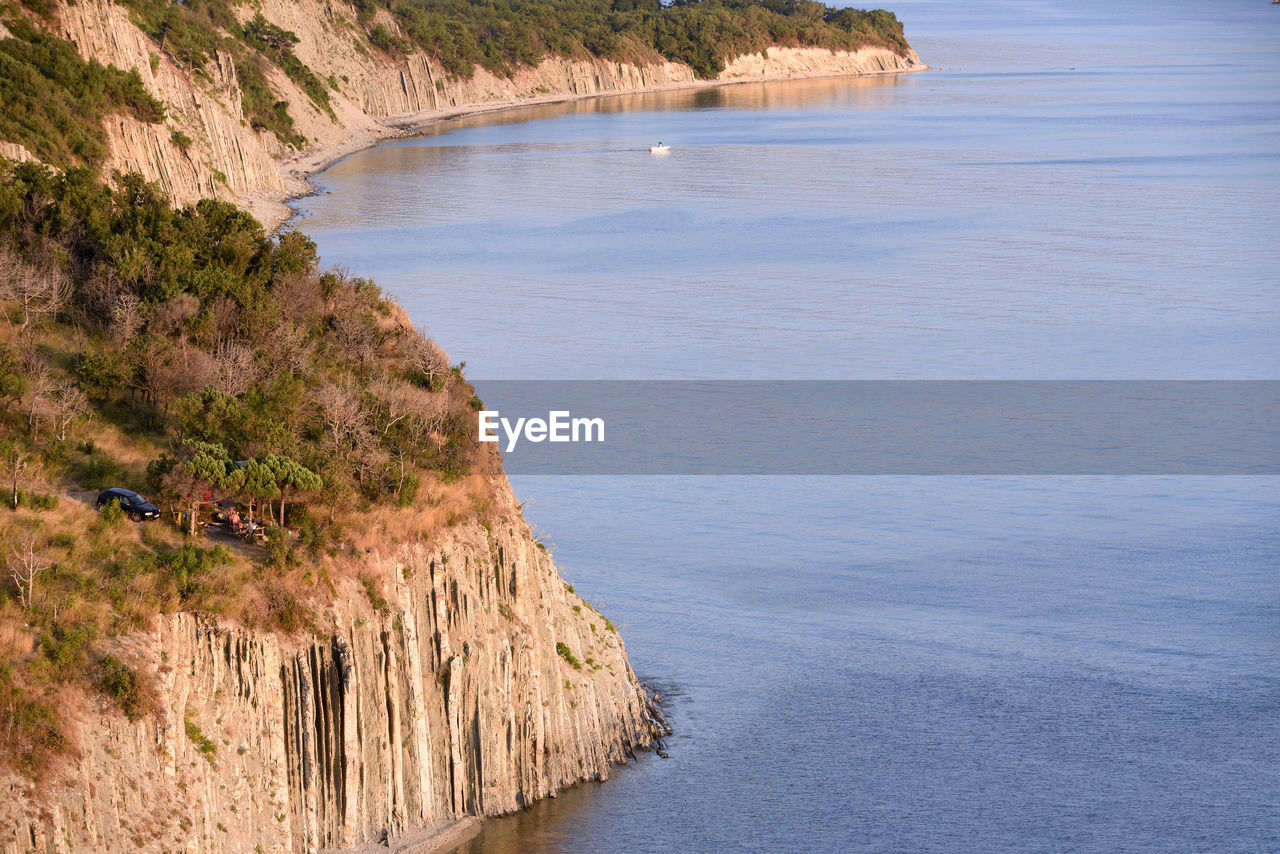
[0,510,662,853]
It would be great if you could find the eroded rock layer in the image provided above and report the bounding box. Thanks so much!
[0,517,660,853]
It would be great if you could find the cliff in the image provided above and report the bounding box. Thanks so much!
[0,485,663,853]
[0,5,914,849]
[43,0,923,226]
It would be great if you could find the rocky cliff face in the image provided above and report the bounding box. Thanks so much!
[55,0,289,206]
[43,0,922,217]
[0,498,661,853]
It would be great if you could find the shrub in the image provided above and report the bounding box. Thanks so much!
[367,23,409,56]
[96,655,152,721]
[163,543,230,601]
[0,21,165,169]
[82,453,124,486]
[184,717,217,764]
[36,623,93,681]
[236,59,306,148]
[75,350,129,402]
[360,575,388,613]
[98,498,125,527]
[555,641,581,671]
[0,663,65,778]
[263,526,292,569]
[263,582,305,633]
[14,488,58,511]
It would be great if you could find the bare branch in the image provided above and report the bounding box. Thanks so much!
[0,261,69,331]
[110,291,143,346]
[401,331,450,388]
[316,382,370,455]
[7,527,51,610]
[210,340,257,397]
[47,380,89,441]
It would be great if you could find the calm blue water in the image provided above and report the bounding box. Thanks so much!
[289,1,1280,850]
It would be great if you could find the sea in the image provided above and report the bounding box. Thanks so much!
[286,0,1280,850]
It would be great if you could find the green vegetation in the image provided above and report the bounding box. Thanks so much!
[185,717,218,764]
[96,654,153,721]
[378,0,911,79]
[0,158,489,780]
[117,0,333,146]
[241,14,336,120]
[0,0,913,793]
[0,0,910,174]
[556,641,582,670]
[0,18,164,169]
[235,59,306,147]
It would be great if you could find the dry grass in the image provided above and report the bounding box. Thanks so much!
[344,472,501,554]
[87,426,162,474]
[0,618,34,659]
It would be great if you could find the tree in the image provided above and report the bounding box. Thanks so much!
[262,322,313,375]
[0,247,21,326]
[75,349,129,403]
[402,332,450,390]
[7,525,50,610]
[110,291,142,346]
[404,390,449,464]
[23,360,53,444]
[245,14,301,53]
[0,345,28,419]
[316,381,369,457]
[175,387,245,446]
[46,380,88,441]
[262,454,321,526]
[331,313,380,369]
[170,440,235,536]
[224,457,277,531]
[369,374,415,437]
[210,340,256,397]
[0,256,68,332]
[2,439,30,510]
[133,335,208,418]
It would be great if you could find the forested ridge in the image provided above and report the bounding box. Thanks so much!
[364,0,911,78]
[0,158,492,779]
[2,0,909,162]
[112,0,910,83]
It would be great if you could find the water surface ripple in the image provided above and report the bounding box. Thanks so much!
[291,1,1279,850]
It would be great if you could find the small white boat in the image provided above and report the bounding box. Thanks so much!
[649,143,670,153]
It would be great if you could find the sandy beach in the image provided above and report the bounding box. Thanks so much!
[321,817,481,854]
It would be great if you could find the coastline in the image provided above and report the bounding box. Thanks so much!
[250,59,926,233]
[326,817,482,854]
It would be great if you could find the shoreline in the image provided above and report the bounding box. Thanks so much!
[250,60,926,232]
[322,817,481,854]
[258,54,924,854]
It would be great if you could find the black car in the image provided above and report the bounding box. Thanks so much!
[95,488,162,521]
